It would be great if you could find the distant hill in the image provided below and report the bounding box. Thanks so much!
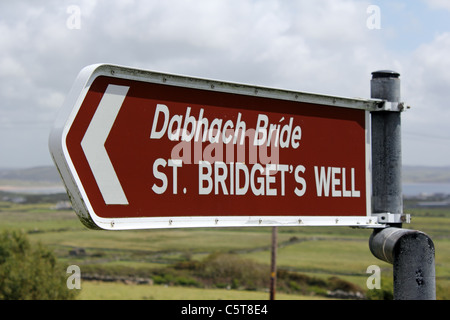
[1,165,449,185]
[0,166,62,183]
[402,166,450,183]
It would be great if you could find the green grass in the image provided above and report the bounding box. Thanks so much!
[1,200,449,299]
[78,282,326,300]
[243,239,390,273]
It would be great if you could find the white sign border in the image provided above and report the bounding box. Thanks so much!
[50,63,378,230]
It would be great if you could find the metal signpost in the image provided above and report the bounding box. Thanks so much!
[49,64,435,299]
[368,71,436,300]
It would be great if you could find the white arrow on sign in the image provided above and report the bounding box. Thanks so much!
[81,84,130,205]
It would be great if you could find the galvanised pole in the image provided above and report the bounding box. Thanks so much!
[369,71,436,300]
[371,70,403,218]
[369,228,436,300]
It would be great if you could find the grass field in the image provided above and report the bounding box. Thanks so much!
[78,282,325,300]
[0,197,449,300]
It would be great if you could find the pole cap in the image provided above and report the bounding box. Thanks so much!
[372,70,400,79]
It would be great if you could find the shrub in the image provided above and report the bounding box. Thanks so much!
[365,276,393,300]
[196,253,269,290]
[328,276,361,292]
[0,230,78,300]
[277,269,363,297]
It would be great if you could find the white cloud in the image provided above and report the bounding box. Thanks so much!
[70,0,378,92]
[424,0,450,11]
[401,32,450,166]
[0,0,449,167]
[404,32,450,117]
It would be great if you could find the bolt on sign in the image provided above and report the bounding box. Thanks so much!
[49,64,382,230]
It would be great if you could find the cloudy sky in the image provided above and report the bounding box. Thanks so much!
[1,0,449,168]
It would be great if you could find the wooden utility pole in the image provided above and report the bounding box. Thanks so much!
[270,226,277,300]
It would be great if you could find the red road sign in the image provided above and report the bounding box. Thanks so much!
[50,64,381,230]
